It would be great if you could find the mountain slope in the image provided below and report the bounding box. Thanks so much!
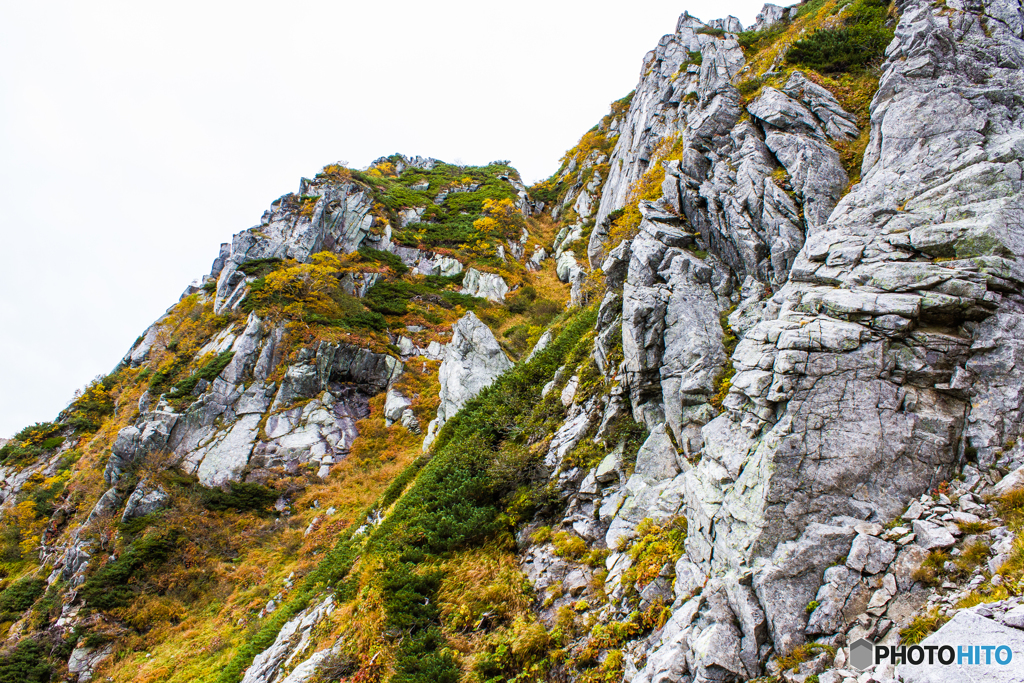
[2,1,1024,682]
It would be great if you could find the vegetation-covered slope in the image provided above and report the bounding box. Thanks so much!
[4,0,1024,682]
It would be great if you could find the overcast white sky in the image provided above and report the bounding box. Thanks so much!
[0,0,769,438]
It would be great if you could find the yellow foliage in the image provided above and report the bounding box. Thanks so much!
[436,547,533,633]
[606,134,682,254]
[154,294,236,362]
[299,196,317,218]
[473,198,525,239]
[621,517,688,593]
[322,164,352,180]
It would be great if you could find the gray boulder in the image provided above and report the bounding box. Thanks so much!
[913,520,957,550]
[897,610,1024,682]
[121,481,170,522]
[846,534,897,575]
[423,312,512,451]
[462,268,508,302]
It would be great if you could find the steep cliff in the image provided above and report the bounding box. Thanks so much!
[2,1,1024,682]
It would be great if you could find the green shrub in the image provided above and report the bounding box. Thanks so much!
[149,357,187,396]
[359,246,410,275]
[365,280,416,316]
[303,311,388,332]
[507,290,534,315]
[0,639,51,683]
[696,26,726,37]
[0,577,45,617]
[785,0,894,73]
[237,258,283,277]
[77,531,178,611]
[391,628,460,683]
[381,562,442,633]
[737,23,788,54]
[166,350,235,399]
[737,77,764,97]
[201,481,278,514]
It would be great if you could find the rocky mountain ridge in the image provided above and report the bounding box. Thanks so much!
[1,0,1024,682]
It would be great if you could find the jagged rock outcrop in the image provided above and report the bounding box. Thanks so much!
[120,480,170,521]
[506,0,1024,679]
[422,311,513,451]
[589,13,747,264]
[607,0,1024,675]
[14,1,1024,680]
[240,596,336,683]
[462,268,509,302]
[214,180,377,314]
[163,338,401,486]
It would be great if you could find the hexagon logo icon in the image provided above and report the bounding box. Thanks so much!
[849,638,875,671]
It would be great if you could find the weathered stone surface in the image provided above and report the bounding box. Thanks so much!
[68,644,113,682]
[751,3,791,30]
[754,524,856,654]
[897,610,1024,682]
[105,416,175,486]
[121,481,170,522]
[424,312,512,451]
[240,596,336,683]
[806,565,861,635]
[462,268,509,302]
[994,464,1024,496]
[913,520,957,550]
[383,389,411,426]
[622,219,728,433]
[674,558,707,600]
[892,544,930,592]
[215,179,374,313]
[633,425,682,486]
[846,534,896,575]
[527,246,547,271]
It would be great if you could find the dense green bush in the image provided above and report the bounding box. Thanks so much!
[237,258,283,277]
[391,628,460,683]
[737,24,787,53]
[201,481,278,514]
[786,0,894,72]
[0,577,45,618]
[149,357,187,396]
[0,639,51,683]
[381,562,442,632]
[304,310,389,332]
[166,351,235,399]
[364,275,479,318]
[358,246,409,275]
[77,531,178,611]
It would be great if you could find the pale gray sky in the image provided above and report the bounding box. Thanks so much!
[0,0,768,437]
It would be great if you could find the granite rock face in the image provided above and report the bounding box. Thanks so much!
[544,0,1024,677]
[214,178,377,314]
[422,311,513,451]
[462,268,509,302]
